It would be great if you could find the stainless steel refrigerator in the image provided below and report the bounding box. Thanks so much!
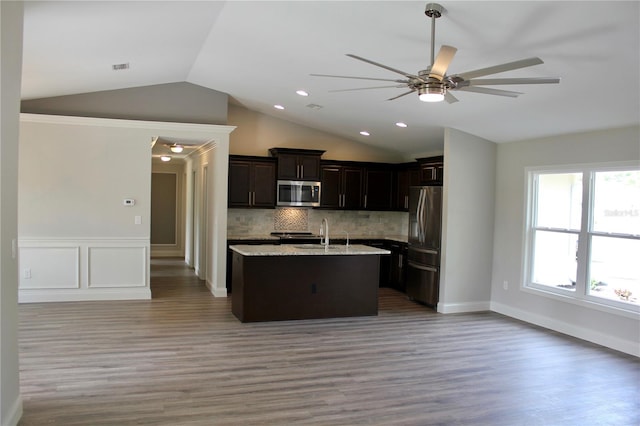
[406,186,442,307]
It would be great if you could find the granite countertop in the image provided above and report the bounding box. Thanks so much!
[227,235,280,241]
[229,244,390,256]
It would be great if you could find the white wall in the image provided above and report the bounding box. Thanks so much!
[183,141,230,297]
[0,1,24,424]
[18,115,153,302]
[490,125,640,356]
[439,128,496,313]
[18,114,233,302]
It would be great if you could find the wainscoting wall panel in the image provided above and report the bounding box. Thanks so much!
[88,246,146,288]
[18,246,79,289]
[19,238,150,303]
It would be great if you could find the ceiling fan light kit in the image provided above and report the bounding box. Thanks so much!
[312,2,560,104]
[418,81,445,102]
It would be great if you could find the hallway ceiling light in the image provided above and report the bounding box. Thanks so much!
[169,144,184,153]
[160,155,171,162]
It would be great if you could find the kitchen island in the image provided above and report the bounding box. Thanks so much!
[229,244,390,322]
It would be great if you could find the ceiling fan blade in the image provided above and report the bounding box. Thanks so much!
[429,45,457,81]
[466,77,560,86]
[444,91,459,104]
[454,57,544,80]
[329,85,409,93]
[387,90,416,101]
[456,86,523,98]
[346,54,422,80]
[310,73,409,84]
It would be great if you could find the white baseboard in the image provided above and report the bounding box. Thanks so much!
[19,288,151,303]
[205,280,228,298]
[490,301,640,357]
[2,394,22,426]
[438,301,491,313]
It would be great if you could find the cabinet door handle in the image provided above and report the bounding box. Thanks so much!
[300,165,304,178]
[248,192,252,205]
[405,195,408,209]
[297,165,300,178]
[364,194,367,209]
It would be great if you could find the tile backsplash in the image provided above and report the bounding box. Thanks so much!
[228,208,408,237]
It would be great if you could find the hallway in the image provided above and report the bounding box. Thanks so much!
[150,257,212,299]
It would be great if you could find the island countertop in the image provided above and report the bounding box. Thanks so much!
[229,244,390,256]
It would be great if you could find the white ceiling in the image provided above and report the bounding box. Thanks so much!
[21,1,640,157]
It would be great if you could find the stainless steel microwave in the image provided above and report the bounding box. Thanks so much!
[276,180,321,207]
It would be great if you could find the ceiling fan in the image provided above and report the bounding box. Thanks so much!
[311,3,560,103]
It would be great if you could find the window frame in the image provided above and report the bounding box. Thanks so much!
[523,161,640,318]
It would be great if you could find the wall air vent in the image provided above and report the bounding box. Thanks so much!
[112,63,130,71]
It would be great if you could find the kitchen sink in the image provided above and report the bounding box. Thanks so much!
[293,244,344,250]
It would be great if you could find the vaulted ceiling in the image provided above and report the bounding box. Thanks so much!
[21,1,640,156]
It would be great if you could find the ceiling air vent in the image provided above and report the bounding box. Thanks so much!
[112,63,130,71]
[306,103,323,110]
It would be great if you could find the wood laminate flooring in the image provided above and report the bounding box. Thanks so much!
[18,258,640,425]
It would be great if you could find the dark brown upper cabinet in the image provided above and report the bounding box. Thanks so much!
[319,163,363,209]
[395,163,421,211]
[363,166,394,210]
[228,156,276,208]
[269,148,325,181]
[417,155,444,186]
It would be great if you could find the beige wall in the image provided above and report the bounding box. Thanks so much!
[228,103,405,163]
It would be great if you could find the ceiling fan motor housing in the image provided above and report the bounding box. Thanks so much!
[425,3,444,18]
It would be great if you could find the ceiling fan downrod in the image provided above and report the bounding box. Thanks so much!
[424,3,444,68]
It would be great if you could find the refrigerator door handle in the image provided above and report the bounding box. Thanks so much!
[409,247,438,255]
[408,261,438,273]
[416,188,424,244]
[419,188,427,244]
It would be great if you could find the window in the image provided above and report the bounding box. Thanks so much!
[525,164,640,313]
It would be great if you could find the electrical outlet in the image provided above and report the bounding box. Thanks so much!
[503,280,508,290]
[23,268,32,279]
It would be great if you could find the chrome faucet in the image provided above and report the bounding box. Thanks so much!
[342,230,349,248]
[320,217,329,247]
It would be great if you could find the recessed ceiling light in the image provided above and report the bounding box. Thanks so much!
[296,90,309,97]
[360,131,370,136]
[160,155,171,162]
[395,122,408,128]
[274,104,285,110]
